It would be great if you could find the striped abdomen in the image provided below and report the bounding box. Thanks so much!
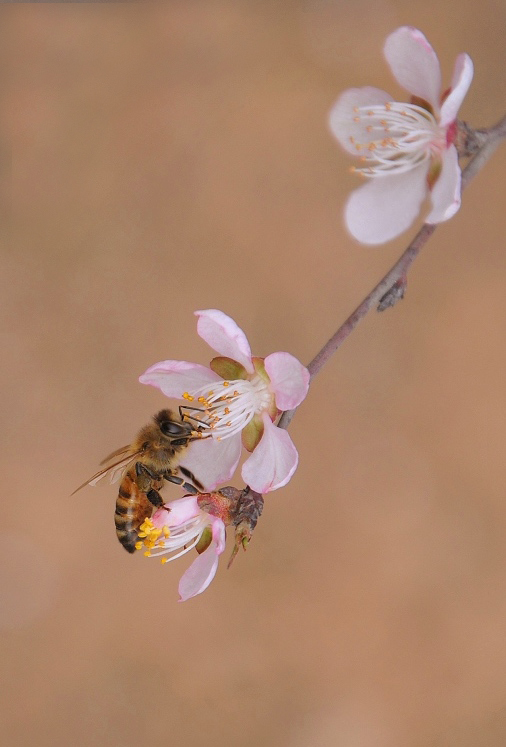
[114,468,154,553]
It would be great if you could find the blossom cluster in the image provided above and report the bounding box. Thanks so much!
[138,309,309,600]
[130,26,475,601]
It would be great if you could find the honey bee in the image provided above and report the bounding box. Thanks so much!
[73,409,205,553]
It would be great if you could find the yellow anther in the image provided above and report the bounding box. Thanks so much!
[135,542,142,550]
[226,421,232,427]
[366,125,373,132]
[385,102,392,110]
[144,550,152,557]
[233,391,239,396]
[161,557,168,564]
[222,381,230,387]
[353,116,360,123]
[224,407,230,415]
[163,526,170,538]
[367,142,376,151]
[353,106,359,112]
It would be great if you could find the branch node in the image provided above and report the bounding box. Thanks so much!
[377,275,407,311]
[456,120,488,157]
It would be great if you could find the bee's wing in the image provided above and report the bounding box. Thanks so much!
[99,444,133,465]
[71,448,141,496]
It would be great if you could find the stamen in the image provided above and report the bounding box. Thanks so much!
[180,374,272,440]
[349,101,445,177]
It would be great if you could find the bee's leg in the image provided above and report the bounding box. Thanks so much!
[163,472,199,495]
[135,463,165,509]
[146,488,164,508]
[180,466,205,491]
[135,462,158,480]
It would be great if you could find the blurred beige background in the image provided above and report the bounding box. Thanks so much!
[2,2,506,746]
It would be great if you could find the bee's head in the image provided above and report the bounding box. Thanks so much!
[154,409,194,440]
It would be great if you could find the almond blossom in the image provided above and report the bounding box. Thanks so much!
[136,495,226,601]
[139,309,310,494]
[329,26,474,244]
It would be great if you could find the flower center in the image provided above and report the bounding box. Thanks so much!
[349,102,445,176]
[182,375,271,440]
[137,515,208,564]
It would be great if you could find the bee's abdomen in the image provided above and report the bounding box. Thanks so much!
[115,472,152,554]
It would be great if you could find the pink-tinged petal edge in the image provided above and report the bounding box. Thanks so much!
[210,518,226,555]
[329,87,393,155]
[178,543,220,601]
[152,495,200,529]
[241,413,298,493]
[345,162,429,245]
[139,360,221,397]
[195,310,254,374]
[180,432,242,491]
[439,54,474,128]
[425,145,461,224]
[383,26,441,111]
[264,352,310,411]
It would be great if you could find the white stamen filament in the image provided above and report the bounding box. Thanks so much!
[351,102,445,176]
[149,514,209,561]
[186,375,271,439]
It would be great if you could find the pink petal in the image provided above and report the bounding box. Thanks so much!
[384,27,441,111]
[345,162,429,244]
[139,360,220,397]
[178,543,220,601]
[152,495,200,528]
[210,518,226,555]
[180,432,242,490]
[195,310,254,374]
[439,53,474,127]
[425,145,461,224]
[329,87,393,155]
[264,352,310,411]
[241,413,298,493]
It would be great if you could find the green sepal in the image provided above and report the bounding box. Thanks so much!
[210,357,248,380]
[410,95,434,116]
[427,157,442,189]
[241,414,264,452]
[252,356,277,419]
[252,356,269,382]
[195,526,213,555]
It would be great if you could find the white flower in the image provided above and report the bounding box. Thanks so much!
[139,310,310,493]
[136,495,226,602]
[329,26,474,244]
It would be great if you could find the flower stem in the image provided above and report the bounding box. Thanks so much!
[277,114,506,431]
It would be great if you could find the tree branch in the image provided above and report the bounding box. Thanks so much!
[277,114,506,431]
